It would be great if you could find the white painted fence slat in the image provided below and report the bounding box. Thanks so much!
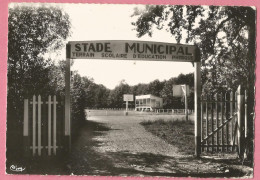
[32,95,36,156]
[38,95,42,156]
[23,99,29,136]
[48,95,52,156]
[53,95,57,155]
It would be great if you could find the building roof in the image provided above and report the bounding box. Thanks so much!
[135,94,162,100]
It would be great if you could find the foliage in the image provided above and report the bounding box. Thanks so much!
[71,73,87,136]
[108,80,131,108]
[132,5,255,93]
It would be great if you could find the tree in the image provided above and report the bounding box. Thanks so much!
[108,80,131,108]
[147,79,165,97]
[132,5,255,90]
[132,5,255,162]
[160,73,194,109]
[8,5,71,119]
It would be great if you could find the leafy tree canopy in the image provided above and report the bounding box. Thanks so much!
[132,5,256,93]
[9,5,71,63]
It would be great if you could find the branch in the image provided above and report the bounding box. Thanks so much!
[212,17,233,51]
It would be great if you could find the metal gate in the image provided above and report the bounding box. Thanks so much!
[200,85,247,157]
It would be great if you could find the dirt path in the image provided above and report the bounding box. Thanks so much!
[67,115,252,177]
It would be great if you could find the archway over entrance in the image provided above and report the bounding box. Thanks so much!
[65,40,201,156]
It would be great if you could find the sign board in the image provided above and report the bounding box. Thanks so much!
[123,94,134,101]
[172,85,190,97]
[67,40,199,62]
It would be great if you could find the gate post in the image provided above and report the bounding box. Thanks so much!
[23,99,30,158]
[194,62,202,157]
[237,85,245,159]
[65,44,71,153]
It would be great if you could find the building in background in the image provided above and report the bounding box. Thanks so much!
[135,94,163,111]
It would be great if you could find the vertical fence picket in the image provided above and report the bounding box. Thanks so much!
[237,85,244,157]
[215,93,219,151]
[245,90,248,140]
[32,95,36,156]
[206,94,209,152]
[48,96,52,156]
[230,91,233,151]
[211,94,214,151]
[24,95,64,157]
[38,95,42,156]
[57,97,62,155]
[42,98,47,156]
[201,95,204,152]
[23,99,29,136]
[23,99,29,157]
[225,92,229,152]
[29,99,32,156]
[234,91,238,151]
[53,95,57,155]
[220,92,224,152]
[61,97,65,155]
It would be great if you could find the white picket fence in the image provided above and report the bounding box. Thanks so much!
[86,108,194,116]
[23,95,63,157]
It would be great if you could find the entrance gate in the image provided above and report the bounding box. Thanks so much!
[200,85,247,158]
[65,40,202,156]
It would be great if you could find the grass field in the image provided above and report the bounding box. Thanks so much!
[141,119,195,155]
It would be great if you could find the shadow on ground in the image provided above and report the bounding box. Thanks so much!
[67,120,250,178]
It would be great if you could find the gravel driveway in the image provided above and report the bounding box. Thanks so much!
[67,114,252,177]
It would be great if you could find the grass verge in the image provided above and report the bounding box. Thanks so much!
[141,119,194,155]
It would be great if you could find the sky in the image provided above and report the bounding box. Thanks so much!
[55,4,195,89]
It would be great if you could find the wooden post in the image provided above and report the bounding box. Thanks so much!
[194,62,201,157]
[237,85,245,158]
[48,95,52,156]
[216,93,219,151]
[220,92,224,152]
[37,95,42,156]
[201,95,203,152]
[185,85,188,121]
[42,97,47,156]
[23,99,30,157]
[65,44,71,153]
[230,91,234,151]
[234,91,238,151]
[225,92,229,151]
[211,94,214,152]
[245,90,248,139]
[206,94,209,152]
[53,95,57,155]
[32,95,36,156]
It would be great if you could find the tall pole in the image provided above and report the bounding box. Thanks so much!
[185,85,188,121]
[65,44,71,153]
[194,62,201,157]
